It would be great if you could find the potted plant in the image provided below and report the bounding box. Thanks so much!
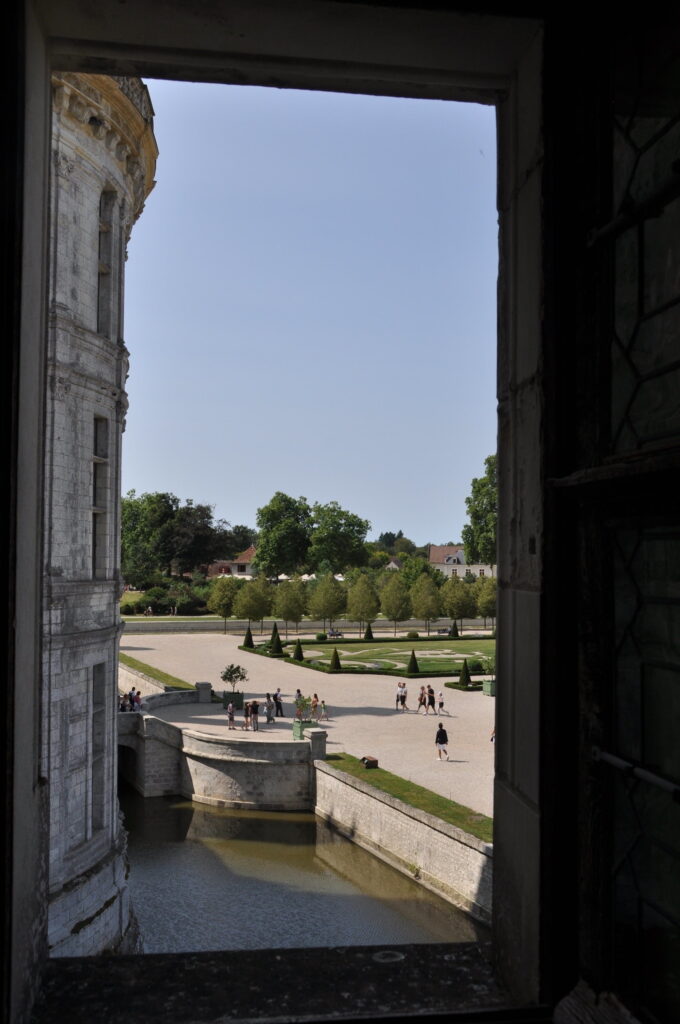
[482,656,496,696]
[292,694,313,740]
[220,663,248,710]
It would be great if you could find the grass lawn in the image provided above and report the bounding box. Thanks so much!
[326,752,493,843]
[285,638,495,674]
[119,652,194,690]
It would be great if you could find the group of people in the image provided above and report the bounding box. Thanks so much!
[119,689,142,712]
[395,682,447,716]
[225,688,287,730]
[294,689,330,722]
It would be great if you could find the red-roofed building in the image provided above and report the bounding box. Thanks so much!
[207,545,257,579]
[428,544,496,579]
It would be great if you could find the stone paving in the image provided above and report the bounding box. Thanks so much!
[120,631,496,818]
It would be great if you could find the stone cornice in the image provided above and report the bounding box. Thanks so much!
[52,73,158,223]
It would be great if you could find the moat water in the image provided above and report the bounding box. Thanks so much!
[119,785,489,953]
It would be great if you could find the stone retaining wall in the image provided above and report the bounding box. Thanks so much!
[314,761,492,923]
[117,711,325,811]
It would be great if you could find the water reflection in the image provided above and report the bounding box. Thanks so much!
[120,784,488,953]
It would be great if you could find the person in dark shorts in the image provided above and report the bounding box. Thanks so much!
[435,722,449,760]
[426,685,436,714]
[251,698,260,731]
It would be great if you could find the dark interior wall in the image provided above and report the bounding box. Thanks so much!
[7,3,680,1023]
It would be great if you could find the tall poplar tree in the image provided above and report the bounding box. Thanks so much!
[380,574,412,635]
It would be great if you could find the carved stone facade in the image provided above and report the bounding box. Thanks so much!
[44,73,157,957]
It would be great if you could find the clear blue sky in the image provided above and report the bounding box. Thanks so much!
[122,80,497,546]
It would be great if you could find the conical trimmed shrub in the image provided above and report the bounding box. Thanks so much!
[270,631,284,656]
[270,621,280,643]
[459,658,472,687]
[329,647,341,672]
[243,626,254,649]
[293,638,304,661]
[364,623,374,641]
[407,649,419,674]
[450,620,459,638]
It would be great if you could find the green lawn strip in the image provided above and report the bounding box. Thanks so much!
[118,652,194,690]
[326,752,493,843]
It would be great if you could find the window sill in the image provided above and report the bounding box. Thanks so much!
[33,942,551,1023]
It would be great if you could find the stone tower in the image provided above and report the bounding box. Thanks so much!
[44,73,157,956]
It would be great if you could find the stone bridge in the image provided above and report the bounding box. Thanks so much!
[117,699,327,811]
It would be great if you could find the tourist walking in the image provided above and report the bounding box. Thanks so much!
[311,693,319,720]
[274,688,284,717]
[251,698,260,731]
[395,683,402,711]
[437,691,446,715]
[242,701,251,730]
[319,700,329,721]
[265,694,275,724]
[426,685,436,715]
[227,702,235,729]
[435,722,449,761]
[400,683,409,711]
[417,686,426,713]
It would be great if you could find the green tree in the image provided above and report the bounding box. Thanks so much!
[410,574,441,635]
[273,581,307,638]
[346,575,380,636]
[367,549,391,570]
[233,577,272,630]
[441,576,477,634]
[459,658,472,687]
[399,554,443,591]
[223,524,257,559]
[377,531,399,553]
[121,490,178,585]
[121,490,230,582]
[394,535,416,555]
[207,576,242,632]
[380,574,412,635]
[307,575,346,630]
[308,501,370,571]
[252,492,313,576]
[476,576,497,627]
[169,499,231,575]
[461,454,498,567]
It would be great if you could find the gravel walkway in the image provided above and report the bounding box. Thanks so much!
[120,631,496,818]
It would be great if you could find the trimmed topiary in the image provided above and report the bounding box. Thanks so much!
[364,623,374,641]
[293,638,304,661]
[450,621,459,638]
[329,647,341,672]
[459,658,472,687]
[243,626,254,649]
[406,631,419,639]
[270,631,284,656]
[316,632,327,641]
[407,649,419,674]
[270,621,280,644]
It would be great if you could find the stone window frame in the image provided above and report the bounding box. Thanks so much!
[14,2,552,1017]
